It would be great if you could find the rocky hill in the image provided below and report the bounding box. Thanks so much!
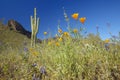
[7,20,31,38]
[0,20,41,51]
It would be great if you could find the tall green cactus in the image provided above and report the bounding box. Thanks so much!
[30,8,40,47]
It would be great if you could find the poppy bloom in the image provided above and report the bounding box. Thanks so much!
[44,32,47,35]
[73,29,78,33]
[79,17,86,24]
[63,32,69,37]
[29,48,39,56]
[29,48,34,52]
[104,39,110,43]
[32,51,39,56]
[55,42,60,46]
[71,13,79,20]
[58,37,63,42]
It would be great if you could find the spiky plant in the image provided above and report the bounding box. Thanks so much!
[30,8,40,48]
[63,7,72,34]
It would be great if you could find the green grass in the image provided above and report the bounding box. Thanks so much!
[0,24,31,53]
[0,19,120,80]
[0,26,120,80]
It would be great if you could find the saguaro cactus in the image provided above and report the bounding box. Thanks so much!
[30,8,40,47]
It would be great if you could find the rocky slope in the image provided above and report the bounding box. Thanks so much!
[0,19,41,51]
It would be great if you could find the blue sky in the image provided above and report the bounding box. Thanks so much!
[0,0,120,40]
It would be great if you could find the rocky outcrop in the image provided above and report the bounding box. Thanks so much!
[7,19,42,43]
[7,20,31,38]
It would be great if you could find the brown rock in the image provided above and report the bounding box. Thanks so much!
[7,19,42,43]
[7,19,31,38]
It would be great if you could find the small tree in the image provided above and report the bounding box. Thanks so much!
[30,8,40,48]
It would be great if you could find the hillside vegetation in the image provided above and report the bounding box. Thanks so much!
[0,22,31,53]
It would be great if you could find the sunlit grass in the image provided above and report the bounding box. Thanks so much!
[0,33,120,79]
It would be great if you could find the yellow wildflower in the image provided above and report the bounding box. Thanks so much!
[48,41,52,45]
[104,39,110,43]
[29,48,34,52]
[58,29,62,33]
[32,51,39,56]
[44,32,47,35]
[79,17,86,24]
[63,32,69,37]
[72,13,79,20]
[55,42,60,46]
[58,37,63,42]
[73,29,78,33]
[29,48,39,56]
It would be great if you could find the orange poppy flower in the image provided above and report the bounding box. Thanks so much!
[71,13,79,20]
[79,17,86,24]
[63,32,69,37]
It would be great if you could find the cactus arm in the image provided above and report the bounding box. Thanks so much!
[30,16,33,34]
[34,18,39,35]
